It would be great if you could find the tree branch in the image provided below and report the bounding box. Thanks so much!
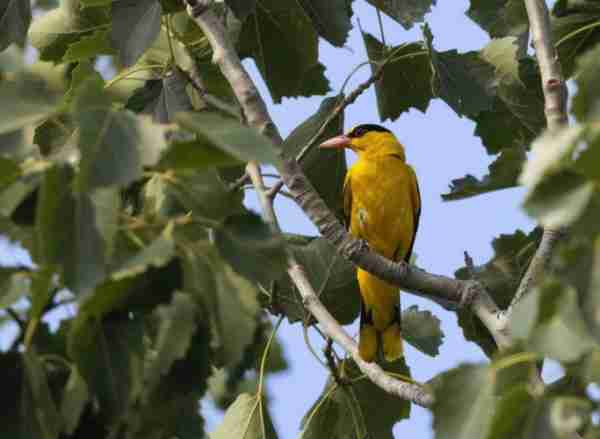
[186,0,508,407]
[509,0,569,313]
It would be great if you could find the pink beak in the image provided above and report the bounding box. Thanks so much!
[319,135,351,149]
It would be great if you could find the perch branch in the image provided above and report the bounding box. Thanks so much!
[509,0,569,313]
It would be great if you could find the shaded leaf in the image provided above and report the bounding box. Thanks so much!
[282,96,346,216]
[487,385,535,439]
[60,366,89,435]
[214,212,287,285]
[0,267,30,309]
[176,112,281,165]
[0,157,21,191]
[211,393,278,439]
[362,33,433,121]
[466,0,528,48]
[424,24,496,117]
[442,147,526,200]
[111,0,162,67]
[401,305,444,356]
[157,139,242,171]
[301,358,410,439]
[572,42,600,122]
[33,115,74,156]
[0,0,32,50]
[238,0,329,102]
[62,29,115,62]
[298,0,352,47]
[366,0,435,29]
[225,0,256,20]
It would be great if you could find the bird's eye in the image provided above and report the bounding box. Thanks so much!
[353,127,366,137]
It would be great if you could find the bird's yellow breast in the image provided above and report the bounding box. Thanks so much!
[347,156,417,261]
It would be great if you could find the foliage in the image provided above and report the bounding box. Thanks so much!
[0,0,599,438]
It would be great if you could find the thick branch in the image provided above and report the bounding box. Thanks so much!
[510,0,569,311]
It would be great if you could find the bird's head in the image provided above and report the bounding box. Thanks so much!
[319,124,405,160]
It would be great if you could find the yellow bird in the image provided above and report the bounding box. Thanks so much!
[320,124,421,362]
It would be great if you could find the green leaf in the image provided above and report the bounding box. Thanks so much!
[455,228,542,356]
[238,0,330,103]
[214,212,287,285]
[366,0,435,30]
[272,236,360,325]
[60,366,89,435]
[68,313,144,421]
[157,139,242,171]
[225,0,256,20]
[301,358,411,439]
[176,112,281,165]
[432,364,495,439]
[73,79,144,190]
[0,157,21,191]
[511,281,597,362]
[62,29,115,62]
[466,0,528,48]
[550,397,592,437]
[442,146,526,200]
[552,3,600,77]
[282,96,346,217]
[424,24,496,117]
[33,115,74,157]
[0,76,60,134]
[126,68,194,123]
[0,0,32,50]
[211,393,278,439]
[401,305,444,356]
[22,351,62,439]
[143,291,198,398]
[297,0,352,47]
[572,42,600,122]
[362,33,433,121]
[480,37,521,85]
[487,385,535,439]
[111,0,162,67]
[0,267,30,309]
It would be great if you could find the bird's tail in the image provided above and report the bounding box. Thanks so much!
[357,269,403,362]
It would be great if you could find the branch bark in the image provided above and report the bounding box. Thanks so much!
[509,0,569,313]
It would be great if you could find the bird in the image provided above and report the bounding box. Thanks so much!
[319,124,421,362]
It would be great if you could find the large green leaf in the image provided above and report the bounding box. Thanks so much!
[176,112,281,165]
[110,0,162,67]
[466,0,528,50]
[157,139,242,171]
[214,212,287,286]
[272,236,360,325]
[572,43,600,123]
[211,393,278,439]
[442,146,526,200]
[362,33,433,121]
[455,228,542,356]
[552,1,600,77]
[301,358,410,439]
[297,0,352,47]
[238,0,329,103]
[282,97,346,217]
[0,0,32,50]
[402,305,444,356]
[424,24,496,118]
[62,29,115,62]
[511,281,597,363]
[366,0,435,29]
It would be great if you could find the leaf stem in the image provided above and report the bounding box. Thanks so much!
[257,315,283,397]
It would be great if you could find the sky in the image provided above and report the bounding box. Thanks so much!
[0,1,564,438]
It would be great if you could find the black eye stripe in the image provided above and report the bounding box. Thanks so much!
[348,124,391,138]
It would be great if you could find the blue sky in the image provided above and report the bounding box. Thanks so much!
[0,1,563,437]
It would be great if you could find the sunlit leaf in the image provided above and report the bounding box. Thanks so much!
[211,393,278,439]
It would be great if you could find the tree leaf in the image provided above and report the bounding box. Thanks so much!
[301,358,411,439]
[432,364,495,439]
[282,96,346,217]
[237,0,330,103]
[401,305,444,356]
[455,228,542,357]
[487,385,535,439]
[272,236,360,325]
[143,291,198,398]
[60,366,89,435]
[366,0,436,30]
[552,2,600,77]
[211,393,278,439]
[480,37,521,85]
[297,0,352,47]
[424,24,496,117]
[225,0,256,20]
[62,29,115,62]
[0,0,32,50]
[157,139,242,171]
[0,157,21,191]
[214,212,287,285]
[362,33,433,121]
[0,267,30,309]
[572,42,600,123]
[110,0,162,67]
[176,112,281,165]
[442,146,526,200]
[466,0,528,50]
